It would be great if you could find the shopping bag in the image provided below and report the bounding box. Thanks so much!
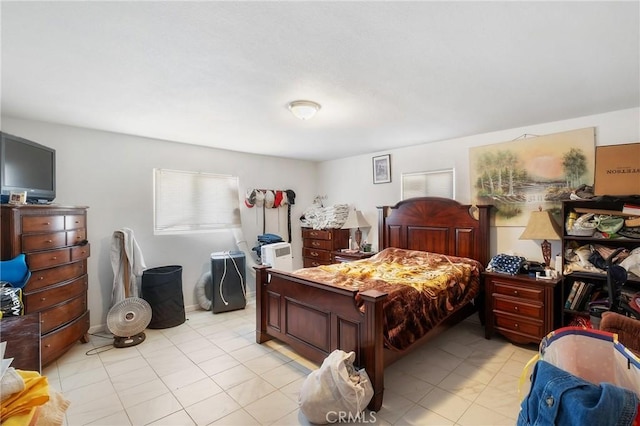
[298,350,374,424]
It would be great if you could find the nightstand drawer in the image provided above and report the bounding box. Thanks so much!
[493,297,543,320]
[493,281,544,302]
[494,313,543,337]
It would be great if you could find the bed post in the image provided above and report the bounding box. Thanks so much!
[255,265,272,344]
[360,289,387,412]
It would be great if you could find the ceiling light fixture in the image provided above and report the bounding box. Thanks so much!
[288,100,321,120]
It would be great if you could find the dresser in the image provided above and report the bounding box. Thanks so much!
[1,204,90,367]
[301,227,349,267]
[484,271,561,345]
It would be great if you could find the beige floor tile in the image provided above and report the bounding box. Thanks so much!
[125,392,182,425]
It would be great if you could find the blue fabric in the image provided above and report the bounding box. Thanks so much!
[518,360,638,426]
[0,254,31,289]
[487,253,525,275]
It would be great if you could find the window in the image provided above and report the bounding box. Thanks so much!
[401,168,455,200]
[153,168,240,234]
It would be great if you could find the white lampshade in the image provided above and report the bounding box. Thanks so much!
[288,100,321,120]
[342,209,370,230]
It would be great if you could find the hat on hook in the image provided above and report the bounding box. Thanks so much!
[255,190,265,207]
[274,190,284,208]
[244,189,256,208]
[265,190,275,208]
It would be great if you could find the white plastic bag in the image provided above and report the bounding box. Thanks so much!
[298,350,374,424]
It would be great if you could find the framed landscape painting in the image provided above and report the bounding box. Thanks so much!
[469,127,595,226]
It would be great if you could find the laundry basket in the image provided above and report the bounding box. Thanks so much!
[519,327,640,425]
[141,265,185,328]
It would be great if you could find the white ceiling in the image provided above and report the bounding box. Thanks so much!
[2,1,638,161]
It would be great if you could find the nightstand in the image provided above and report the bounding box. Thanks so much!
[484,271,562,345]
[333,250,376,263]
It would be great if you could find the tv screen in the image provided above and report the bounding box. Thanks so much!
[1,132,56,203]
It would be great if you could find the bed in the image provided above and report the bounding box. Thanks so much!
[255,197,491,411]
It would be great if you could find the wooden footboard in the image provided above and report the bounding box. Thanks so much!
[255,265,388,410]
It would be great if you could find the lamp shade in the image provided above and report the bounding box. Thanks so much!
[519,210,561,241]
[341,209,370,230]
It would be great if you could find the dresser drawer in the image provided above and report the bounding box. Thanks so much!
[24,275,88,312]
[302,229,334,240]
[303,247,332,262]
[39,294,87,334]
[22,232,67,252]
[25,261,86,293]
[22,215,65,233]
[493,297,543,320]
[26,248,71,271]
[303,258,332,268]
[71,243,91,261]
[41,310,90,367]
[65,215,86,230]
[493,281,544,302]
[494,313,543,337]
[67,229,87,245]
[303,238,333,250]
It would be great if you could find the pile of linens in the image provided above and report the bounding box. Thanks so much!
[0,367,69,426]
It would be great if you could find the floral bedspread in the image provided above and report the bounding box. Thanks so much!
[292,247,483,351]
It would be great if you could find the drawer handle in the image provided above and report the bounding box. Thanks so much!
[311,251,319,257]
[513,290,519,295]
[312,242,320,247]
[46,239,53,243]
[40,297,46,301]
[514,306,519,311]
[514,323,519,328]
[41,320,44,324]
[45,222,50,225]
[45,344,51,348]
[52,256,57,260]
[311,232,319,236]
[38,276,44,280]
[312,262,320,266]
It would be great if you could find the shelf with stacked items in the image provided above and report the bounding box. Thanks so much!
[561,197,640,327]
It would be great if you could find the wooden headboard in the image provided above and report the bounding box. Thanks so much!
[377,197,492,266]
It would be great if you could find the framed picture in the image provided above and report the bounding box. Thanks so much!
[372,154,391,184]
[9,191,27,205]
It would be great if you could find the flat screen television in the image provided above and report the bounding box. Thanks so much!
[0,132,56,204]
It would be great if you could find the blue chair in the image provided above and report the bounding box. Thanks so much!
[0,254,31,288]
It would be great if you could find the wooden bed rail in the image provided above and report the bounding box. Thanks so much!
[255,264,388,410]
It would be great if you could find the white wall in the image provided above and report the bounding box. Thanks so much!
[318,107,640,262]
[3,107,639,332]
[1,117,318,332]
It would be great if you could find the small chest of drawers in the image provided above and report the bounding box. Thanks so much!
[1,204,90,367]
[302,227,349,268]
[484,271,561,345]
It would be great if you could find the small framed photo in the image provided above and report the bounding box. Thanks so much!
[372,154,391,184]
[9,191,27,205]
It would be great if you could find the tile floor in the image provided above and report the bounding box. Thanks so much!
[44,301,538,425]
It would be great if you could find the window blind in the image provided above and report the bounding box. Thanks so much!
[153,168,240,234]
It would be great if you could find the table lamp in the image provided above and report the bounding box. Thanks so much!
[519,207,562,267]
[341,208,370,250]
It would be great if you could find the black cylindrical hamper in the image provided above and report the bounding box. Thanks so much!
[141,265,185,329]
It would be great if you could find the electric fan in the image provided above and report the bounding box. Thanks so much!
[106,297,152,348]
